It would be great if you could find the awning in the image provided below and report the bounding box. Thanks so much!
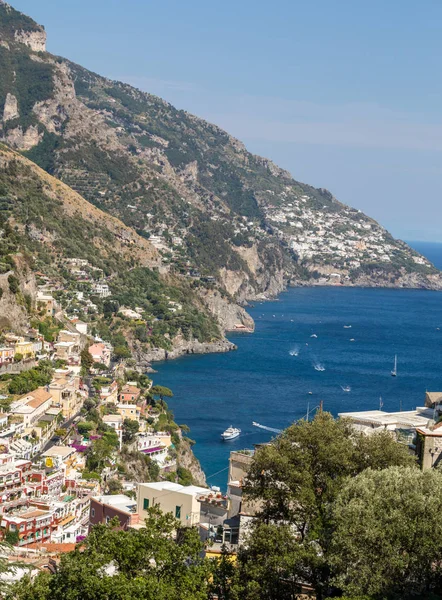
[141,446,164,454]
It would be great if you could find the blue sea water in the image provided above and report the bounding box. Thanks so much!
[155,242,442,488]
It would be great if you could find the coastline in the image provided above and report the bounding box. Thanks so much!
[137,277,442,369]
[134,338,237,367]
[152,284,442,487]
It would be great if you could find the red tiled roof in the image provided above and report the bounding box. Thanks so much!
[27,542,77,553]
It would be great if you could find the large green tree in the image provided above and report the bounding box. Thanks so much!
[12,509,210,600]
[330,466,442,599]
[150,385,173,401]
[238,412,416,599]
[122,417,139,443]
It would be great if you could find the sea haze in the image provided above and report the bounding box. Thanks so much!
[155,242,442,488]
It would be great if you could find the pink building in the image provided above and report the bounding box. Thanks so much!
[88,343,111,367]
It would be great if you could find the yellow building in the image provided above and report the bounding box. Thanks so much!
[49,369,82,419]
[117,404,141,422]
[14,339,35,360]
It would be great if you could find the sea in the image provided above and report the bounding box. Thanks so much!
[155,241,442,489]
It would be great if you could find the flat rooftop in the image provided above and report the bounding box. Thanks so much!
[138,481,207,496]
[42,446,76,459]
[339,407,434,428]
[93,494,136,513]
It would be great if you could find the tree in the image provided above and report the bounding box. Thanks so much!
[86,437,116,472]
[122,418,139,443]
[151,385,173,401]
[13,353,23,363]
[107,478,123,495]
[209,545,237,600]
[7,274,19,294]
[239,412,416,599]
[330,466,442,599]
[113,345,131,359]
[12,508,211,600]
[77,421,95,437]
[92,361,108,371]
[80,348,94,371]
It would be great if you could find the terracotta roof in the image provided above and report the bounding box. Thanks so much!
[121,385,140,395]
[20,388,52,409]
[88,343,107,354]
[27,542,77,553]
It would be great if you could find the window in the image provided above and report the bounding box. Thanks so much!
[106,516,110,524]
[91,508,95,518]
[175,506,181,519]
[143,498,149,510]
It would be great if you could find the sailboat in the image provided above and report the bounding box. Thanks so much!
[391,355,397,377]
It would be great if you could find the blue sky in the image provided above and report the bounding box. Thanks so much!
[11,0,442,241]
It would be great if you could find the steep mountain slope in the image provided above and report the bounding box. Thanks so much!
[0,1,441,297]
[0,144,230,355]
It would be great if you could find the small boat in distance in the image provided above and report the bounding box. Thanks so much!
[221,426,241,441]
[391,354,397,377]
[341,385,351,392]
[343,325,352,329]
[310,334,318,338]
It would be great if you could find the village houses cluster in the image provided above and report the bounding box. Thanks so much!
[262,190,432,280]
[2,259,441,576]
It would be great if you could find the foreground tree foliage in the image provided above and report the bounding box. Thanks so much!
[238,411,417,599]
[12,509,210,600]
[330,466,442,598]
[12,413,442,600]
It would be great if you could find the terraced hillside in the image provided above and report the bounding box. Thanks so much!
[0,0,441,302]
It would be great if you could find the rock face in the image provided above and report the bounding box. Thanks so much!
[0,0,441,349]
[201,289,255,331]
[0,262,37,333]
[2,93,19,122]
[14,28,46,52]
[133,337,237,366]
[6,124,41,150]
[178,434,207,487]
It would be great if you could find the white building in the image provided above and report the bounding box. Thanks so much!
[137,482,208,527]
[92,282,111,298]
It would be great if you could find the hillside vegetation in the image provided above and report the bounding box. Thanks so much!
[0,144,221,349]
[0,1,440,300]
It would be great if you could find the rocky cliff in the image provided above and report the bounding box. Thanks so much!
[0,2,440,304]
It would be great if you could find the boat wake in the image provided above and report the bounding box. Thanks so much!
[289,344,300,357]
[341,385,351,392]
[252,422,282,434]
[343,325,352,329]
[314,363,326,372]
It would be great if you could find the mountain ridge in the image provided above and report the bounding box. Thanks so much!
[1,1,441,311]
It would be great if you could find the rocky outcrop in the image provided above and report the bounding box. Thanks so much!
[132,336,236,367]
[2,93,19,122]
[0,260,37,333]
[6,124,42,150]
[14,29,46,52]
[201,289,255,331]
[178,434,206,487]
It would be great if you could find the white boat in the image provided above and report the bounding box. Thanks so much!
[314,365,325,372]
[391,354,397,377]
[341,386,351,392]
[344,325,352,329]
[221,426,241,441]
[310,334,318,338]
